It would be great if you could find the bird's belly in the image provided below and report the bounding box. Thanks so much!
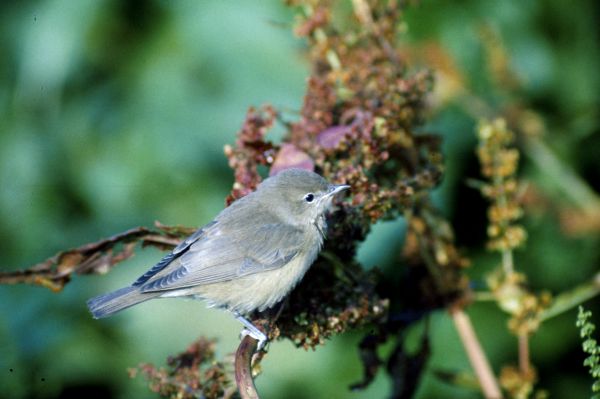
[189,250,317,314]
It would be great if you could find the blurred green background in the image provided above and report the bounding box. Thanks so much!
[1,1,599,398]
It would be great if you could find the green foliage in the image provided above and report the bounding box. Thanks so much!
[577,306,600,397]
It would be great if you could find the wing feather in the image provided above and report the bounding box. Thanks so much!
[131,221,216,287]
[139,222,304,292]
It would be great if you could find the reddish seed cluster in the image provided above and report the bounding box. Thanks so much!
[225,3,442,230]
[220,0,452,347]
[224,106,277,204]
[274,258,389,349]
[132,338,234,399]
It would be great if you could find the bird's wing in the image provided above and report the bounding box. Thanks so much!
[131,221,217,287]
[139,222,305,292]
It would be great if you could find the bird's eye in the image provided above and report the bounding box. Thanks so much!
[304,193,315,203]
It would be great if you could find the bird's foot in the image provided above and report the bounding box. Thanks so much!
[235,313,268,351]
[240,327,268,351]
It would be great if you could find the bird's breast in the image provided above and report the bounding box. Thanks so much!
[191,228,323,314]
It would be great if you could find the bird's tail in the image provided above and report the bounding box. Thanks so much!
[87,286,160,319]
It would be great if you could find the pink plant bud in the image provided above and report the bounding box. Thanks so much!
[269,143,315,176]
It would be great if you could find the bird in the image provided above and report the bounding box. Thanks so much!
[87,168,350,348]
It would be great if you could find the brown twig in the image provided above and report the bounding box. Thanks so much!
[518,334,530,375]
[450,307,503,399]
[0,224,193,292]
[235,335,260,399]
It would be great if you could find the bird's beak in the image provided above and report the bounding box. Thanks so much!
[327,184,350,197]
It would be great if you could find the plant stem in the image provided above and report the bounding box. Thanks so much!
[474,292,497,301]
[235,336,260,399]
[502,249,514,276]
[451,308,503,399]
[540,272,600,322]
[518,334,530,375]
[524,137,600,214]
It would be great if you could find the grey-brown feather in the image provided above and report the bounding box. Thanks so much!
[87,286,162,318]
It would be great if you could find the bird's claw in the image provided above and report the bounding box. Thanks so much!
[240,327,268,351]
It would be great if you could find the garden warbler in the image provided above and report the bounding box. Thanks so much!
[87,168,349,347]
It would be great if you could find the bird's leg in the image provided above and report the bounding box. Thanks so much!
[234,312,268,350]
